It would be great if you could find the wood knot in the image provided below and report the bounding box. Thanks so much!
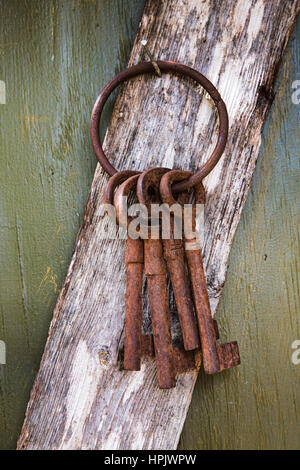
[98,347,112,366]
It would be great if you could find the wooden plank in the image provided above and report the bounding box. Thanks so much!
[17,0,299,450]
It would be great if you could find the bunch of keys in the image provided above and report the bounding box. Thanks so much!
[91,60,240,388]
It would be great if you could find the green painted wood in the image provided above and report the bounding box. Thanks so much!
[179,15,300,450]
[0,0,299,451]
[0,0,145,450]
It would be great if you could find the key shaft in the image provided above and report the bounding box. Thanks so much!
[144,235,176,388]
[185,186,240,373]
[113,174,144,371]
[163,215,200,351]
[124,237,144,370]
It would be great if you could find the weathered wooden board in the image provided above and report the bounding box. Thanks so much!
[16,0,299,450]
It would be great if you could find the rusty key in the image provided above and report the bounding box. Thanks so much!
[160,170,240,375]
[137,168,177,388]
[111,172,193,384]
[143,235,176,388]
[105,171,146,371]
[138,168,200,352]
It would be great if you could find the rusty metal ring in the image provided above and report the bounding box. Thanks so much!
[91,60,228,193]
[103,170,140,206]
[159,168,207,215]
[114,173,141,227]
[160,169,194,207]
[103,170,141,224]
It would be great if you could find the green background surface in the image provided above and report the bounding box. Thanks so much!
[0,0,299,450]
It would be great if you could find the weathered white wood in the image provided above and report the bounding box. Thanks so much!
[18,0,299,450]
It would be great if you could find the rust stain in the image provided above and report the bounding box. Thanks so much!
[20,111,49,135]
[38,266,59,294]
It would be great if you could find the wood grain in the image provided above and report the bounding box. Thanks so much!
[17,0,299,450]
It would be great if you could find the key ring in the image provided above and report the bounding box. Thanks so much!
[90,60,228,193]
